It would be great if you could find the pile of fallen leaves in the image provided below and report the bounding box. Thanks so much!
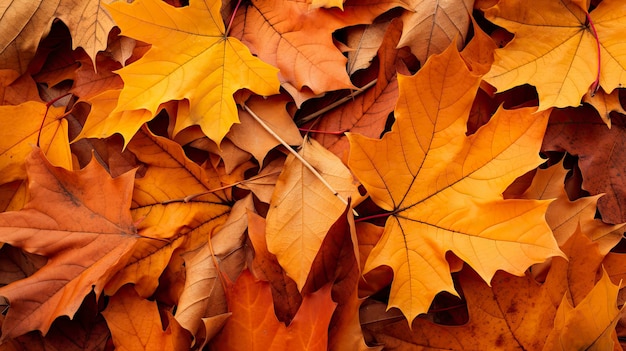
[1,0,626,350]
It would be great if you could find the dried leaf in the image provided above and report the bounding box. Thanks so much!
[348,44,562,323]
[0,148,138,340]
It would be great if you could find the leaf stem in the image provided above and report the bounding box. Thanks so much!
[225,0,243,37]
[243,103,354,211]
[297,79,378,126]
[37,93,73,147]
[586,12,601,96]
[354,211,392,222]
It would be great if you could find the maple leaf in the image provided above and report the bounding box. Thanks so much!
[510,158,624,254]
[227,95,303,164]
[102,284,191,351]
[0,101,71,184]
[0,0,116,74]
[5,297,110,351]
[0,148,138,341]
[398,0,474,64]
[174,195,253,345]
[0,69,41,105]
[544,269,624,350]
[247,210,303,323]
[484,0,626,110]
[209,270,336,351]
[104,128,232,297]
[346,21,391,75]
[302,202,376,351]
[311,19,412,160]
[105,0,280,144]
[266,138,357,290]
[363,229,613,349]
[231,0,402,95]
[542,105,626,224]
[583,88,626,128]
[348,44,562,323]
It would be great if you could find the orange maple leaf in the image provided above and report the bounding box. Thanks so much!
[364,229,618,349]
[348,44,563,323]
[484,0,626,110]
[0,148,138,341]
[103,284,191,351]
[104,128,232,297]
[0,0,116,74]
[210,270,336,351]
[105,0,280,144]
[231,0,402,95]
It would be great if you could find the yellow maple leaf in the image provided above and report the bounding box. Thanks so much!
[105,0,280,144]
[348,44,563,323]
[484,0,626,110]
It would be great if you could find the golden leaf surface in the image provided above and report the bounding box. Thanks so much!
[104,128,231,297]
[266,138,357,290]
[348,44,563,323]
[484,0,626,110]
[105,0,280,144]
[0,102,71,184]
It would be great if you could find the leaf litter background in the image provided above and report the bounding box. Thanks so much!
[1,0,626,350]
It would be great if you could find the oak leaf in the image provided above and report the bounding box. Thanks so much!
[266,138,357,290]
[209,270,336,351]
[105,0,280,144]
[102,284,191,351]
[348,44,562,323]
[484,0,626,110]
[0,148,138,341]
[231,0,401,94]
[398,0,474,64]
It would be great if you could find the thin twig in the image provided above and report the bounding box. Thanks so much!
[297,79,378,126]
[243,103,353,209]
[161,171,281,204]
